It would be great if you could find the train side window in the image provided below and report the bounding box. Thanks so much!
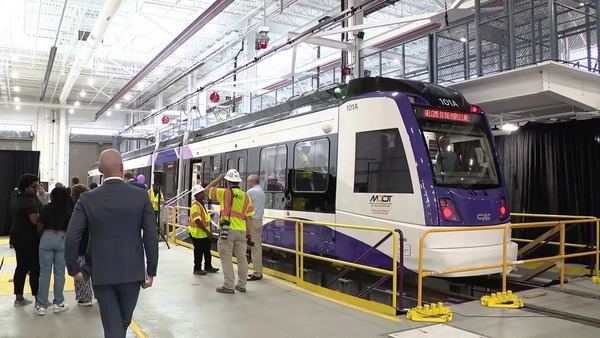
[293,138,329,192]
[212,155,221,181]
[238,157,247,190]
[259,145,287,192]
[354,129,413,194]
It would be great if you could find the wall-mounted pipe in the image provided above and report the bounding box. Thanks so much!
[59,0,124,104]
[94,0,236,120]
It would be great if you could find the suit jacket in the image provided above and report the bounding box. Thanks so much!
[65,179,158,285]
[128,180,147,190]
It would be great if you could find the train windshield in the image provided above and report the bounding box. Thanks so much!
[415,107,501,189]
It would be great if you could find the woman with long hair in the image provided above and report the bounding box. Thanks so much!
[35,187,71,315]
[70,184,94,306]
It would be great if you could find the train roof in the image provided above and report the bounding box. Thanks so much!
[122,144,154,160]
[346,77,470,111]
[186,84,344,144]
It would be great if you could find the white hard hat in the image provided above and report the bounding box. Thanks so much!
[191,184,205,196]
[224,169,242,182]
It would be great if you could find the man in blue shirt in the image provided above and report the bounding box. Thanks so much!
[246,174,266,281]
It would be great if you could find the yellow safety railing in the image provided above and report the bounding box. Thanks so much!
[408,215,600,323]
[165,205,402,316]
[511,213,599,276]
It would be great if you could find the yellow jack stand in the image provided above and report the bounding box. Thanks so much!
[592,276,600,284]
[481,291,524,308]
[406,302,453,323]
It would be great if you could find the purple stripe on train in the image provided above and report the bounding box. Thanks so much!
[154,148,178,164]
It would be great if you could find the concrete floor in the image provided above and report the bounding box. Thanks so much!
[2,237,600,338]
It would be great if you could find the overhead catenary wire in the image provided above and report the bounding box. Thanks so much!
[114,0,387,138]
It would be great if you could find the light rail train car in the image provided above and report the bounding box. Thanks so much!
[94,77,518,276]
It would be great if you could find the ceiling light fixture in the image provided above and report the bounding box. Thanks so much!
[80,90,87,97]
[12,72,18,79]
[16,105,21,111]
[14,97,20,103]
[124,94,132,101]
[14,86,20,92]
[460,37,467,43]
[115,103,121,109]
[107,110,112,116]
[501,123,519,132]
[74,101,80,107]
[88,78,94,86]
[69,108,75,114]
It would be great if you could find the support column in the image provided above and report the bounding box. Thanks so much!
[350,0,364,79]
[508,0,516,69]
[187,70,198,131]
[33,109,56,187]
[475,0,482,76]
[549,0,558,60]
[56,109,69,186]
[596,0,599,70]
[198,91,207,127]
[244,25,257,115]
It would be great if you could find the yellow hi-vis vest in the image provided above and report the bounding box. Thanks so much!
[148,189,164,211]
[208,187,254,231]
[189,201,210,238]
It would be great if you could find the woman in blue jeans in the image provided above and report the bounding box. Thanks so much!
[35,187,72,315]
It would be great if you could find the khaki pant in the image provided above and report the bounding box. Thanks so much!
[217,229,248,290]
[250,219,264,277]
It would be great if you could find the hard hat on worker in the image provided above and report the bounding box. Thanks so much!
[224,169,242,183]
[191,184,205,196]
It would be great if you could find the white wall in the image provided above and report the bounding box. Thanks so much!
[0,105,129,187]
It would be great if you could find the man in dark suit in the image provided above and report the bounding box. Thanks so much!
[65,149,158,338]
[124,171,147,190]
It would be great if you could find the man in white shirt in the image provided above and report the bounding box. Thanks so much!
[246,174,266,281]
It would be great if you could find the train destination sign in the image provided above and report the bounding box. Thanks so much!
[423,109,471,123]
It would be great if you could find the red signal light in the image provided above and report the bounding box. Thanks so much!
[499,198,508,219]
[470,105,483,113]
[442,207,453,218]
[439,198,461,222]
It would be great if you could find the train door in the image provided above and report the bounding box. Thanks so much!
[190,160,202,187]
[225,150,248,190]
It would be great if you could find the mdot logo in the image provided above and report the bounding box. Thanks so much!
[370,195,393,203]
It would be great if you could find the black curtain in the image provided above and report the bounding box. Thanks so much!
[495,119,600,252]
[0,150,40,236]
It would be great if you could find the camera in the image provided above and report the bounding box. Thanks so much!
[219,219,230,240]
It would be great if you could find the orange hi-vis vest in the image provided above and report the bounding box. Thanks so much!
[208,187,254,231]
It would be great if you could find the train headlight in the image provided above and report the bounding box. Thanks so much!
[439,198,461,222]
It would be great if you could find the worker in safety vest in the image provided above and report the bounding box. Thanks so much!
[189,185,219,275]
[206,169,254,294]
[148,184,164,225]
[295,143,314,191]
